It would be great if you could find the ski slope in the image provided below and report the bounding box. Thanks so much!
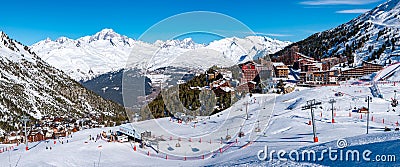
[1,83,399,166]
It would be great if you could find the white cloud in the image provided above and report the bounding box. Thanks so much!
[300,0,381,5]
[336,9,371,13]
[214,30,294,37]
[264,33,294,37]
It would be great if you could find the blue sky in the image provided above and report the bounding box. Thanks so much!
[0,0,384,45]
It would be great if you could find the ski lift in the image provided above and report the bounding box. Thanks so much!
[391,90,398,107]
[335,92,343,97]
[391,98,398,107]
[254,121,261,132]
[225,129,231,140]
[238,125,245,138]
[238,132,245,138]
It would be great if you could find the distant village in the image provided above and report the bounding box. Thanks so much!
[0,114,120,144]
[273,46,384,86]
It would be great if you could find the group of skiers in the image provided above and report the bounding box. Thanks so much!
[45,140,68,150]
[44,135,72,150]
[89,130,113,142]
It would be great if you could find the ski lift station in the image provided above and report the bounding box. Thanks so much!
[117,124,150,141]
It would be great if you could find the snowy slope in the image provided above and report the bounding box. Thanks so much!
[0,31,125,135]
[31,29,291,81]
[276,0,400,67]
[350,0,400,65]
[2,83,399,166]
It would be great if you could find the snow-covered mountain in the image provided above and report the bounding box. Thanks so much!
[31,29,291,81]
[31,29,135,81]
[275,0,400,66]
[0,31,126,135]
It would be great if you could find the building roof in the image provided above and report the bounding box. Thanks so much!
[276,66,289,70]
[341,66,363,72]
[362,61,383,67]
[296,52,314,60]
[6,135,22,140]
[220,86,234,92]
[118,124,146,139]
[272,62,285,67]
[298,58,318,63]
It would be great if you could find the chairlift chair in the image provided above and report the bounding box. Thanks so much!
[226,128,231,140]
[391,99,398,107]
[238,131,245,138]
[254,120,261,132]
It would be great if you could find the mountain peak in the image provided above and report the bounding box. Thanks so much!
[0,31,9,40]
[55,36,72,44]
[154,38,200,49]
[45,37,52,42]
[0,31,18,51]
[89,28,123,42]
[98,28,117,34]
[379,0,400,11]
[356,0,400,25]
